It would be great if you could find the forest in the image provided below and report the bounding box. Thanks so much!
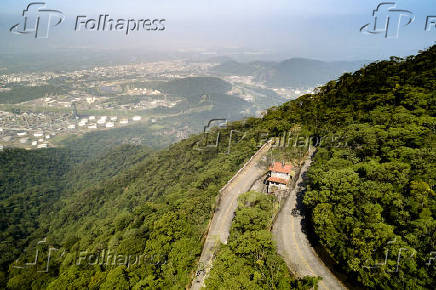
[0,85,68,104]
[0,46,434,288]
[262,46,435,288]
[205,191,319,289]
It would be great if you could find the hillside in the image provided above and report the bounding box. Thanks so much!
[154,77,232,98]
[263,47,435,288]
[0,145,152,288]
[205,191,320,289]
[1,46,435,289]
[0,85,69,104]
[212,58,367,87]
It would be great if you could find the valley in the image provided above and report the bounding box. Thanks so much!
[0,47,434,289]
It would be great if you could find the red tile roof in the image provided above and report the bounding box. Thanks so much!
[269,162,294,174]
[267,176,289,185]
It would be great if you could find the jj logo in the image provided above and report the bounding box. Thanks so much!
[360,2,415,39]
[10,2,65,39]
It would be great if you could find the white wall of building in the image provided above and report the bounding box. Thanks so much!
[271,172,290,180]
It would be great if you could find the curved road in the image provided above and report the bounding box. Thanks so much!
[272,151,347,290]
[190,142,271,290]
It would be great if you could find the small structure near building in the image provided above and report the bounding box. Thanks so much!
[266,162,296,193]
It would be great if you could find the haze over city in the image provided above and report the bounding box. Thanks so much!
[0,1,435,290]
[0,0,434,61]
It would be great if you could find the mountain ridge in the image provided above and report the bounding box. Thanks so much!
[212,57,369,87]
[1,45,434,289]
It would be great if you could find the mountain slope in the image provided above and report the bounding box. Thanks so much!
[206,191,319,289]
[212,58,367,87]
[261,58,367,87]
[2,46,435,289]
[0,145,151,288]
[262,47,435,288]
[5,128,264,289]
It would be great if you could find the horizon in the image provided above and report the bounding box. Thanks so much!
[0,2,435,290]
[0,0,435,63]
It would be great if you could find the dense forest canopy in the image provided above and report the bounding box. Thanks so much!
[0,46,434,289]
[262,46,435,289]
[0,145,152,287]
[205,191,319,289]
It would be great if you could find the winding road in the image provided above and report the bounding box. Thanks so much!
[272,150,346,290]
[191,144,346,289]
[190,142,272,290]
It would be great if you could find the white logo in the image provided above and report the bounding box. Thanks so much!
[10,2,65,39]
[361,2,414,39]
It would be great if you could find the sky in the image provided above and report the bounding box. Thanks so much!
[0,0,435,61]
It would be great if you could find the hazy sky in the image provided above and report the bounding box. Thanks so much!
[0,0,435,61]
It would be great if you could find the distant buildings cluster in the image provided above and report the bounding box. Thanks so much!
[0,109,147,150]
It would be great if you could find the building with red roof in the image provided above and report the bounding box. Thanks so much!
[266,161,295,192]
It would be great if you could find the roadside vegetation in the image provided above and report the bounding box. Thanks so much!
[206,191,319,289]
[1,46,434,288]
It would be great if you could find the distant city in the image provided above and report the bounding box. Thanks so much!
[0,59,316,150]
